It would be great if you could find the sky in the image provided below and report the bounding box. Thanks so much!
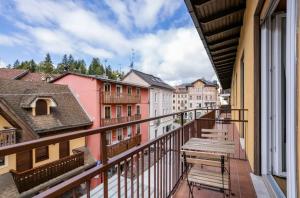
[0,0,216,85]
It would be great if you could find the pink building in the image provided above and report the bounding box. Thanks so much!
[51,73,149,161]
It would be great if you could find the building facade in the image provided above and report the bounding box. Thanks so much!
[52,72,149,160]
[0,79,92,195]
[122,69,174,140]
[173,79,218,118]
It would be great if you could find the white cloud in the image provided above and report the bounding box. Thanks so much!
[0,34,25,46]
[0,0,214,85]
[133,28,214,85]
[104,0,182,29]
[0,59,7,68]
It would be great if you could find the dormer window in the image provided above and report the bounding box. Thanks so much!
[21,96,57,116]
[36,99,48,115]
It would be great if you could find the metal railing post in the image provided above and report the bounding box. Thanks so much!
[100,131,108,198]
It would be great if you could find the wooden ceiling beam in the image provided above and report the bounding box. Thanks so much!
[192,0,212,6]
[199,7,245,24]
[209,41,239,51]
[207,32,240,45]
[214,61,235,67]
[204,22,243,37]
[214,57,236,65]
[211,49,237,57]
[213,53,236,61]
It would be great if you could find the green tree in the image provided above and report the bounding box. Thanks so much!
[6,64,12,69]
[105,65,113,79]
[39,53,54,73]
[13,60,20,69]
[56,54,68,73]
[29,59,37,72]
[74,59,87,74]
[67,54,75,71]
[88,58,104,75]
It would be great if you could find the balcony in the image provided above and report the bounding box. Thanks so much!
[107,134,141,158]
[0,108,254,198]
[10,150,85,193]
[0,128,16,147]
[102,92,141,104]
[101,114,141,126]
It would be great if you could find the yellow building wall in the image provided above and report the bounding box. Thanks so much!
[33,137,85,167]
[231,0,259,171]
[0,115,12,129]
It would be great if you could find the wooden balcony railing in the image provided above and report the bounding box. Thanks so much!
[10,150,84,193]
[102,92,141,104]
[0,128,16,147]
[0,108,247,198]
[107,134,141,158]
[101,114,141,126]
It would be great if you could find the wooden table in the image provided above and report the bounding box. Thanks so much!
[181,138,235,155]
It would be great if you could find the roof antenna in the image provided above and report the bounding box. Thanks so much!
[130,49,135,69]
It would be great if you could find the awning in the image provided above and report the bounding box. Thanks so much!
[185,0,246,89]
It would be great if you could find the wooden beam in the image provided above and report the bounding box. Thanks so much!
[210,46,237,54]
[209,40,239,51]
[214,57,236,65]
[204,22,243,37]
[213,53,236,61]
[192,0,212,6]
[199,7,245,24]
[211,49,237,57]
[214,62,235,67]
[207,32,240,45]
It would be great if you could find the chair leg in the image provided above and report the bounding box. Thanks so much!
[187,181,194,198]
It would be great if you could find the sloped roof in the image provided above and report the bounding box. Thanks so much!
[0,68,28,80]
[123,69,174,90]
[50,72,148,88]
[0,79,92,135]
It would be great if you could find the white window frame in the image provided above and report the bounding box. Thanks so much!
[116,105,122,118]
[261,2,298,196]
[104,105,111,119]
[127,126,132,138]
[116,85,122,96]
[104,83,111,92]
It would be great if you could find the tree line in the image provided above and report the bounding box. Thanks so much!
[7,53,124,80]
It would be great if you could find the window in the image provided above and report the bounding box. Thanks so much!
[0,156,5,166]
[173,106,175,110]
[190,103,192,108]
[185,100,187,104]
[104,106,111,119]
[36,99,47,116]
[173,100,175,103]
[189,96,192,100]
[155,93,157,102]
[116,106,122,118]
[127,127,132,137]
[116,85,122,96]
[116,129,123,141]
[154,110,157,117]
[178,101,180,104]
[136,124,141,134]
[155,129,158,138]
[127,105,132,116]
[104,84,111,92]
[136,88,140,96]
[106,132,112,145]
[136,105,141,115]
[35,146,49,162]
[127,87,132,95]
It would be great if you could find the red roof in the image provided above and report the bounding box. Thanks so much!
[0,68,28,80]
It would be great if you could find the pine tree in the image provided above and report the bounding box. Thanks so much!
[105,65,113,78]
[67,54,75,71]
[13,60,20,69]
[57,54,68,73]
[29,59,37,72]
[39,53,54,73]
[75,59,87,74]
[88,58,104,75]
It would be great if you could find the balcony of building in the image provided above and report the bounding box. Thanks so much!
[107,133,141,158]
[0,108,256,198]
[0,128,16,147]
[101,114,141,126]
[102,92,141,104]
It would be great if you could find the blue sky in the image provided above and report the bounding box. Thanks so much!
[0,0,215,85]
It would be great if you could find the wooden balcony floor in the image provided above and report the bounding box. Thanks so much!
[173,159,256,198]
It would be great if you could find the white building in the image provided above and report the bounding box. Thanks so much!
[122,69,174,140]
[173,79,218,118]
